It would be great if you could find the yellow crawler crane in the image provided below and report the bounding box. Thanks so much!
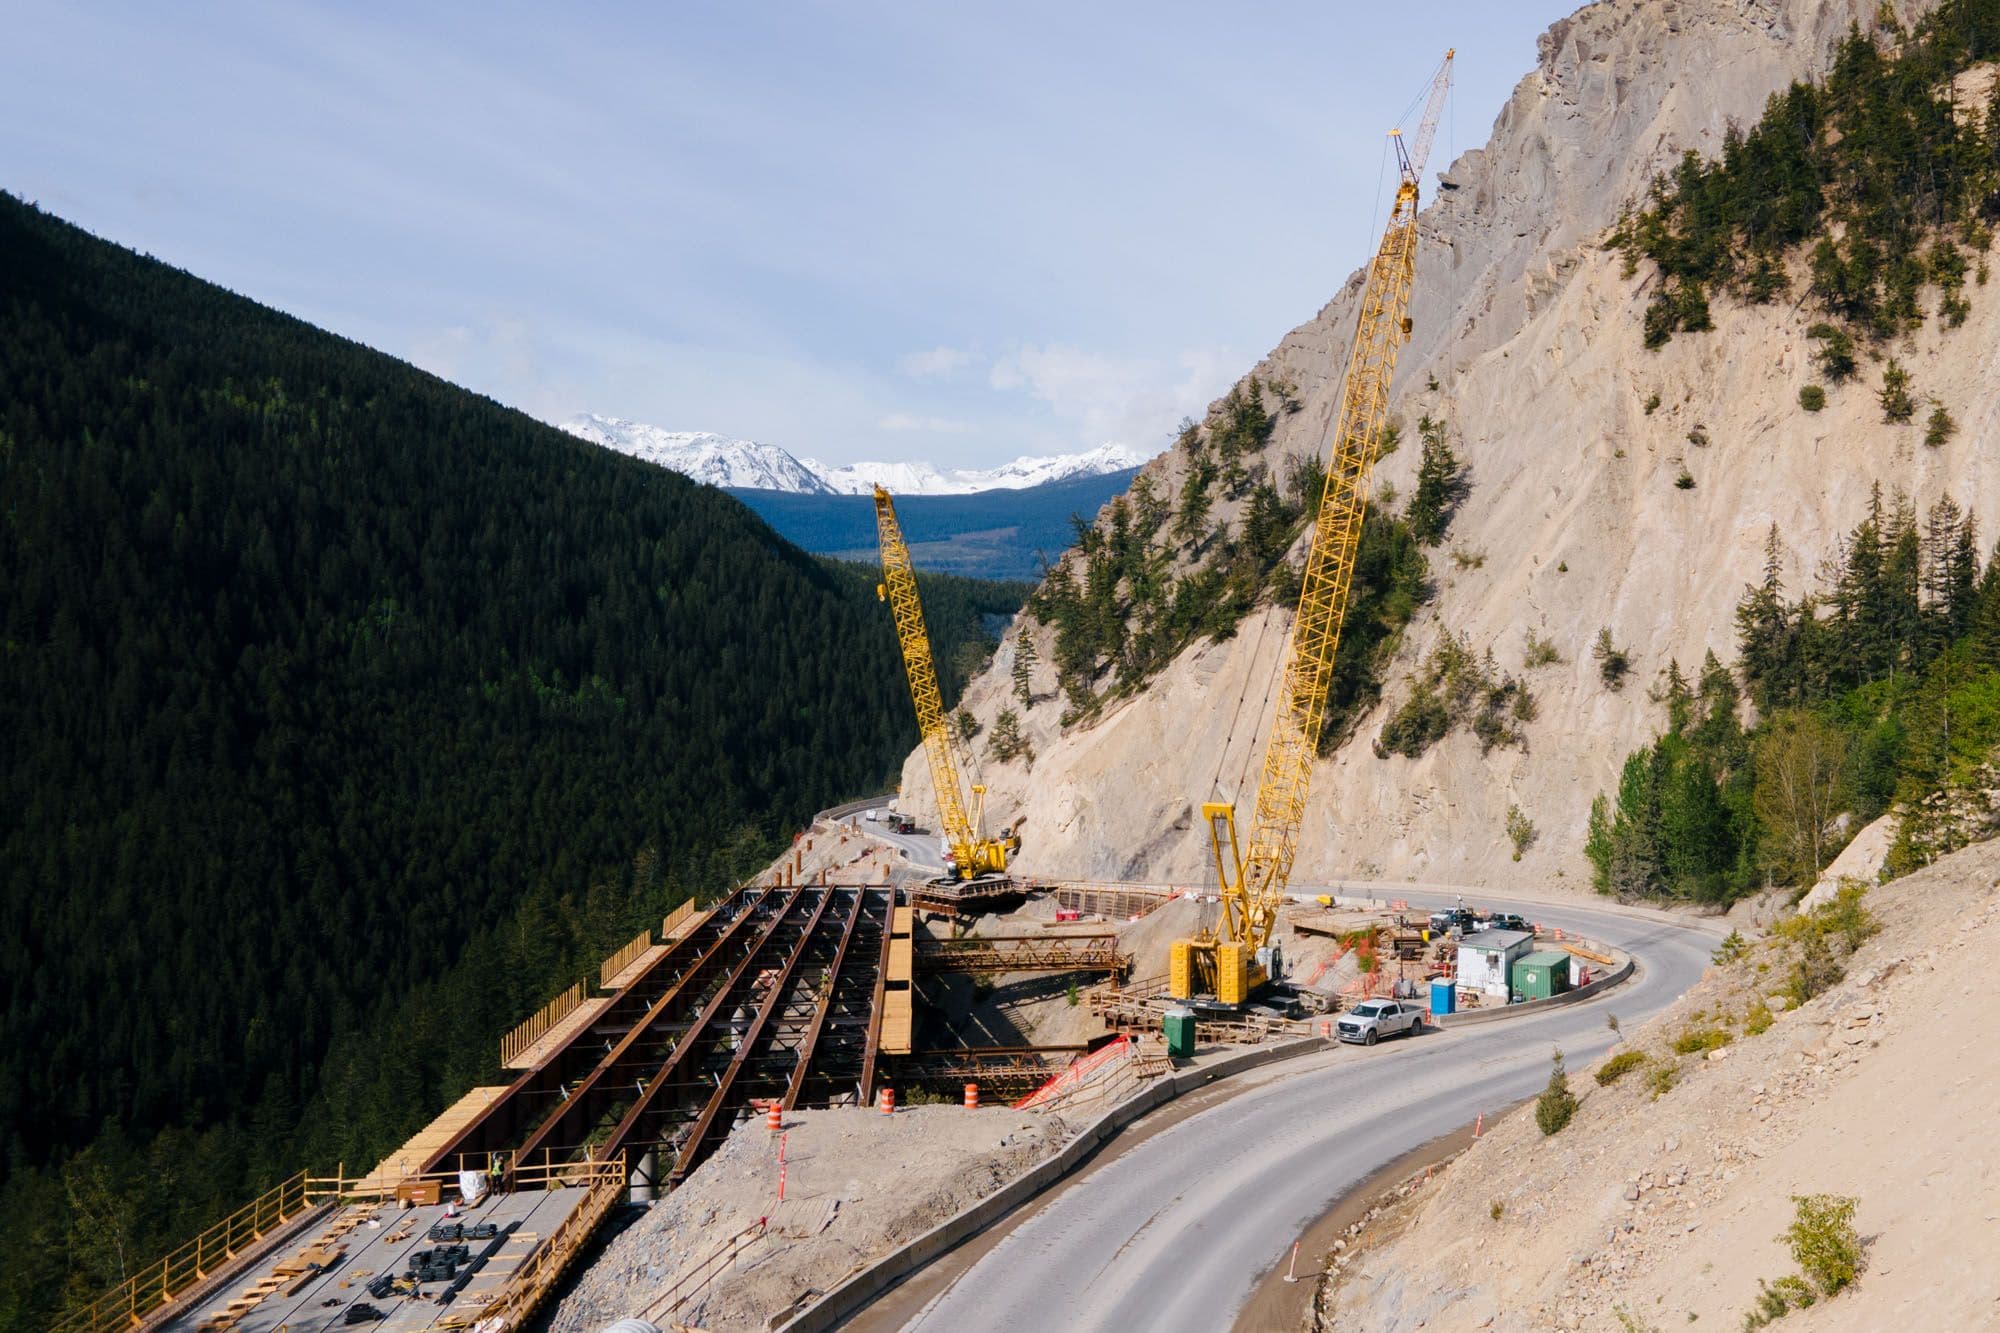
[873,485,1014,882]
[1172,51,1454,1005]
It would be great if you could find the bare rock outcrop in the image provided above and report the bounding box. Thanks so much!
[905,0,1992,892]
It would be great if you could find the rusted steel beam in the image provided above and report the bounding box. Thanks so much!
[596,888,825,1166]
[424,892,759,1171]
[667,888,836,1183]
[508,887,804,1173]
[780,886,869,1111]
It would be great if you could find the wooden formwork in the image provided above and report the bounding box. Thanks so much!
[500,979,590,1068]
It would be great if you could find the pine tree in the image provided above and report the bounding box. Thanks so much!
[1736,524,1796,710]
[1882,494,1923,674]
[1657,658,1694,734]
[1012,631,1038,707]
[1405,415,1463,546]
[1535,1048,1578,1136]
[1973,547,2000,665]
[1605,749,1663,896]
[1692,649,1747,767]
[1879,358,1915,421]
[1584,794,1616,894]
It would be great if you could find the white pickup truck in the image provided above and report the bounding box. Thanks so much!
[1335,999,1423,1045]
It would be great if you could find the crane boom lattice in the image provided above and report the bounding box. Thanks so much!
[873,486,1009,880]
[1176,50,1452,1005]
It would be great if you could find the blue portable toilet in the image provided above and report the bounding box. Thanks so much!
[1430,977,1457,1016]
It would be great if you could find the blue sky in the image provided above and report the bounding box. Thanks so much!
[2,2,1579,468]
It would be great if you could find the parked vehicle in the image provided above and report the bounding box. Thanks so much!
[1428,908,1479,937]
[1335,999,1422,1045]
[1486,911,1531,934]
[884,813,917,834]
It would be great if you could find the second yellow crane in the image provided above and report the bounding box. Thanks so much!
[873,484,1016,885]
[1172,50,1454,1005]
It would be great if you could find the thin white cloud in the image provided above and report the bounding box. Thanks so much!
[898,346,976,379]
[987,342,1239,450]
[879,412,971,433]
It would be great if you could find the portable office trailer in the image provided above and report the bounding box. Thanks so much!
[1455,928,1535,1001]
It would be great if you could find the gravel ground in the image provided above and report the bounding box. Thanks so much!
[545,1105,1070,1332]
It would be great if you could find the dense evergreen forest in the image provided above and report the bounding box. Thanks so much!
[1617,0,2000,350]
[1026,380,1443,749]
[0,194,1023,1327]
[1586,489,2000,904]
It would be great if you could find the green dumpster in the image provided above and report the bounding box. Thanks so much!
[1511,950,1573,1001]
[1163,1007,1197,1059]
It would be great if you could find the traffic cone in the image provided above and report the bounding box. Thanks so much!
[963,1082,979,1109]
[767,1102,782,1132]
[879,1087,895,1115]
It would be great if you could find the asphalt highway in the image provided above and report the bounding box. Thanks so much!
[887,890,1725,1333]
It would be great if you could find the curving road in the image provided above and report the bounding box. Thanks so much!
[886,891,1724,1333]
[843,799,946,871]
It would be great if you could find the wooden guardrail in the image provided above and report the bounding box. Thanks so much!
[599,928,655,988]
[49,1170,316,1333]
[500,979,588,1066]
[662,898,699,939]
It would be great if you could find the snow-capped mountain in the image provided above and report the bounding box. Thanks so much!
[803,442,1147,496]
[562,414,1146,496]
[561,417,834,493]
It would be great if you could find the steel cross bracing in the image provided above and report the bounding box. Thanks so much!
[794,890,891,1109]
[586,887,825,1166]
[648,886,837,1181]
[884,1046,1082,1099]
[914,933,1127,976]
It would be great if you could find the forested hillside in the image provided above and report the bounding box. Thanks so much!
[0,194,1020,1328]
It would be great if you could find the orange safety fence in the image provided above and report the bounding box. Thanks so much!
[1013,1036,1132,1110]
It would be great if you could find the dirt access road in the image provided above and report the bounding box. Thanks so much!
[857,891,1723,1333]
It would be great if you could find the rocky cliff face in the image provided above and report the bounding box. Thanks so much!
[904,0,1989,892]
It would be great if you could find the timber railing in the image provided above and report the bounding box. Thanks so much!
[500,979,589,1066]
[49,1170,318,1333]
[464,1158,627,1329]
[662,898,699,939]
[599,928,655,988]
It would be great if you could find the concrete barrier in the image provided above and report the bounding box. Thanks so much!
[813,795,890,825]
[775,1036,1327,1333]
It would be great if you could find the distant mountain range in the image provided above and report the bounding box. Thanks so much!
[726,467,1140,580]
[562,413,1148,496]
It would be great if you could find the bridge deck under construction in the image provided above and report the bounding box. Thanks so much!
[425,883,899,1193]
